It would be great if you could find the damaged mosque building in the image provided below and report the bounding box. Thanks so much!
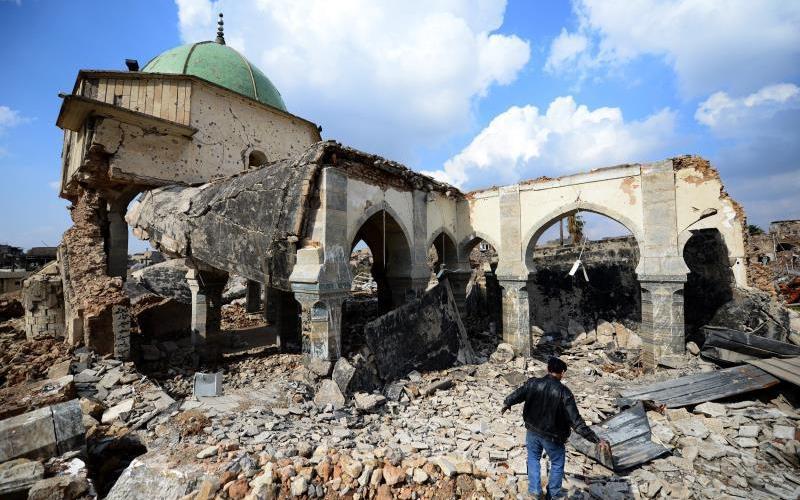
[48,19,750,369]
[4,15,800,500]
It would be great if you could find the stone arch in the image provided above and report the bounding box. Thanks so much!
[426,228,459,272]
[522,201,644,273]
[459,231,501,261]
[349,207,413,313]
[247,149,267,168]
[347,202,413,259]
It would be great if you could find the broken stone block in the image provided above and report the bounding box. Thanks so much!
[693,402,727,418]
[0,458,44,497]
[332,358,356,394]
[773,424,798,440]
[0,375,76,419]
[105,452,205,500]
[489,343,515,364]
[46,360,72,380]
[27,474,89,500]
[353,393,386,412]
[101,398,134,424]
[672,418,710,439]
[0,399,84,463]
[307,358,332,377]
[364,282,473,381]
[193,372,223,397]
[313,380,345,410]
[596,320,615,344]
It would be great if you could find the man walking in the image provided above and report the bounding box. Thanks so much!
[502,357,610,499]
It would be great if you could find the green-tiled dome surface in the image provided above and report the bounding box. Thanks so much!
[142,41,287,111]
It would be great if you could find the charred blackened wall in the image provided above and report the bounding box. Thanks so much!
[529,237,640,334]
[683,228,734,336]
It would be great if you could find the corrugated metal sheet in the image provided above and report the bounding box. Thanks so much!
[618,365,780,408]
[569,402,669,471]
[747,356,800,387]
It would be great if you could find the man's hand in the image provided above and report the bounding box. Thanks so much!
[598,438,610,452]
[500,405,510,414]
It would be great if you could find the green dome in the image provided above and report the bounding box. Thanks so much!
[142,41,287,111]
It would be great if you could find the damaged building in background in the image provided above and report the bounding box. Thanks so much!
[3,16,799,500]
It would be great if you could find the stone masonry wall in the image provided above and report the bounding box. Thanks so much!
[23,261,66,339]
[530,237,640,335]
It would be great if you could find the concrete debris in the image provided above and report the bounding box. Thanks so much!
[0,399,84,463]
[193,372,223,397]
[0,458,44,497]
[0,374,76,419]
[364,281,474,381]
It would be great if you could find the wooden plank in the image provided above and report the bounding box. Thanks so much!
[112,79,123,106]
[130,80,140,112]
[121,79,131,109]
[176,83,186,125]
[143,80,153,115]
[183,82,192,125]
[96,79,108,104]
[169,80,179,122]
[153,81,163,119]
[160,80,173,121]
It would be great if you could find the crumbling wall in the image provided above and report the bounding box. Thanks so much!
[22,261,65,339]
[364,281,474,381]
[61,188,130,357]
[530,237,641,335]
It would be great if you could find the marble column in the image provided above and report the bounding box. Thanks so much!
[639,276,686,369]
[186,267,228,362]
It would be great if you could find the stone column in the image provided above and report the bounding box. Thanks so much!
[639,276,686,369]
[186,267,228,362]
[106,208,129,279]
[294,292,347,361]
[499,279,531,356]
[246,280,261,313]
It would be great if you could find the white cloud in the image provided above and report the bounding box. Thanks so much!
[425,96,676,188]
[546,0,800,96]
[695,83,800,132]
[0,105,27,134]
[175,0,530,161]
[544,29,588,74]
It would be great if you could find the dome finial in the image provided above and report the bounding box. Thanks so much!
[215,13,226,45]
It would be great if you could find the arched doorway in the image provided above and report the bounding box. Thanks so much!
[460,236,502,347]
[526,210,641,346]
[426,231,459,286]
[683,228,734,338]
[350,209,412,314]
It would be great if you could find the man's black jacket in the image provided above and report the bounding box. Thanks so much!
[503,374,599,444]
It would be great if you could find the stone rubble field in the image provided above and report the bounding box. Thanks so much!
[3,321,798,500]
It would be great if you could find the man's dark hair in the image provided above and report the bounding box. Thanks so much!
[548,357,567,374]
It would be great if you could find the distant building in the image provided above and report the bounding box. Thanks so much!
[25,247,58,270]
[0,244,25,269]
[0,269,29,294]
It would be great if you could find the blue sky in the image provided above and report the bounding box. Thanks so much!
[1,0,798,252]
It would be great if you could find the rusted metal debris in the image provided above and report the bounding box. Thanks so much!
[568,402,669,471]
[617,365,780,409]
